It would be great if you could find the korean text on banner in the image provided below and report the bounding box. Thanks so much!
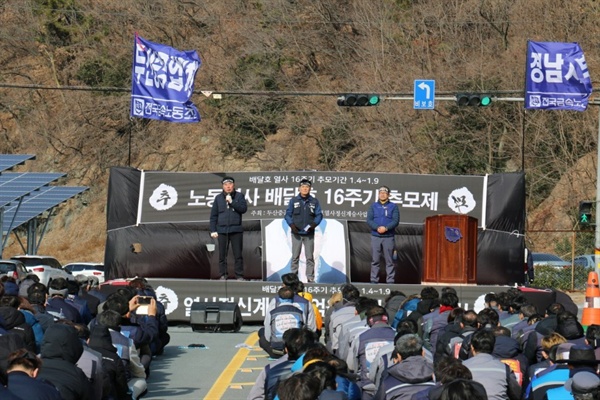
[130,34,201,123]
[525,41,592,111]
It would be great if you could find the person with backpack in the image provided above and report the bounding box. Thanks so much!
[260,286,308,359]
[435,309,477,362]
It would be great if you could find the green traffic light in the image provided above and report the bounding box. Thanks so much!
[369,95,380,106]
[480,96,492,106]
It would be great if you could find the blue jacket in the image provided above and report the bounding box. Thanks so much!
[209,190,248,234]
[366,201,399,237]
[285,194,323,235]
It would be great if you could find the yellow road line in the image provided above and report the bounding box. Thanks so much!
[204,331,259,399]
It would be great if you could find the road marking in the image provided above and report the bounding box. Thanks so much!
[204,331,259,399]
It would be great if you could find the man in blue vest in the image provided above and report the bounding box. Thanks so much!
[284,179,323,283]
[367,186,399,284]
[210,176,248,281]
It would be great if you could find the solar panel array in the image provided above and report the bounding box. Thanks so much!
[0,154,35,172]
[0,154,89,236]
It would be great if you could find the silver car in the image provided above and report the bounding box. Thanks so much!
[531,252,572,269]
[0,259,29,283]
[574,254,596,268]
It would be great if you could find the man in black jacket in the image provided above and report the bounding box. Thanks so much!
[88,325,130,400]
[210,176,248,280]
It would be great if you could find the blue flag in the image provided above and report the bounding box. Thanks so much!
[525,41,592,111]
[131,34,201,122]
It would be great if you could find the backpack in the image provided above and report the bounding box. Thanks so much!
[448,330,475,359]
[391,297,420,329]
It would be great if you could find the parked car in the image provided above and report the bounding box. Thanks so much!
[9,255,73,285]
[531,252,572,269]
[574,254,596,268]
[0,259,29,283]
[63,262,105,284]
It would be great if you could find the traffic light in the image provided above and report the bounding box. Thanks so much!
[579,201,593,225]
[337,94,380,107]
[456,93,492,107]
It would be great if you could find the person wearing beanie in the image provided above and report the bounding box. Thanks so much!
[209,175,248,281]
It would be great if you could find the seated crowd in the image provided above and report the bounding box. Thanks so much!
[250,275,600,400]
[0,274,169,400]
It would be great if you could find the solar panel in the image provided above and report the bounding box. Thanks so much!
[0,172,65,207]
[2,185,88,235]
[0,154,35,173]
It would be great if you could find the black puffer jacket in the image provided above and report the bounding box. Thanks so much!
[0,306,36,352]
[88,325,130,400]
[38,324,93,400]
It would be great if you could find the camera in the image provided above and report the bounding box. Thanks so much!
[136,296,152,315]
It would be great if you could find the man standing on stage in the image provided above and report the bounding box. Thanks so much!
[367,185,399,284]
[210,176,248,281]
[284,179,323,283]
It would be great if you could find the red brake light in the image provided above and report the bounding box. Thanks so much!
[32,267,45,272]
[93,272,102,275]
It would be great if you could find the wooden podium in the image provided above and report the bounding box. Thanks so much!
[422,215,477,284]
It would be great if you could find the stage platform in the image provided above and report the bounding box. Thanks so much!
[121,278,515,323]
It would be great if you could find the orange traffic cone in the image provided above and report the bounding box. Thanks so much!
[581,271,600,327]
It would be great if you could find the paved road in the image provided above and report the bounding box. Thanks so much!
[145,324,267,400]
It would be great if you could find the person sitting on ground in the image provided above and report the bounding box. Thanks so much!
[0,295,36,353]
[585,324,600,360]
[544,344,600,400]
[303,361,346,400]
[276,373,321,400]
[260,286,307,359]
[88,324,130,400]
[248,327,316,400]
[46,278,83,323]
[373,334,435,400]
[525,341,573,400]
[523,331,567,394]
[74,275,100,318]
[411,356,462,400]
[6,348,62,400]
[55,319,105,400]
[264,328,317,400]
[438,379,487,400]
[96,309,148,400]
[565,371,600,400]
[37,323,93,400]
[349,305,396,398]
[462,328,520,400]
[326,283,360,355]
[129,277,170,355]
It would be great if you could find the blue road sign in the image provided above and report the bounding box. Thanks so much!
[414,80,435,110]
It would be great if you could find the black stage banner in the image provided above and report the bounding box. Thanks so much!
[137,171,486,226]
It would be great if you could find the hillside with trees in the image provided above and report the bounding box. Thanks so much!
[1,0,599,263]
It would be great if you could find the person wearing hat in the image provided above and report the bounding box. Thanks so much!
[565,371,600,400]
[544,345,600,400]
[366,185,399,284]
[284,179,323,283]
[210,176,248,280]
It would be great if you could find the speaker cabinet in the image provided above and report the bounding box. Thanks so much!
[190,302,243,332]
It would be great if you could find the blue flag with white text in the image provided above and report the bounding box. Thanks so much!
[130,34,201,122]
[525,41,592,111]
